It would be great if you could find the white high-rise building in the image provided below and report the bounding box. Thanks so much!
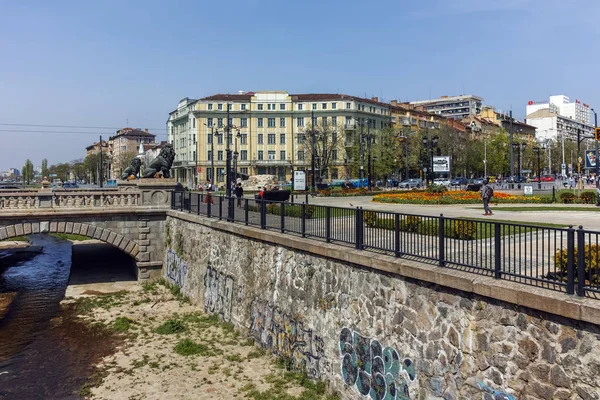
[526,95,593,125]
[525,95,594,143]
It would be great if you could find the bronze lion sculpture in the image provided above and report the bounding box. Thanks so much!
[120,157,142,180]
[142,144,175,178]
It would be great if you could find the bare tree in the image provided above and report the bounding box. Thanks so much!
[298,121,343,182]
[113,151,137,177]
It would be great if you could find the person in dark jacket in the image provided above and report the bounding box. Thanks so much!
[235,183,244,207]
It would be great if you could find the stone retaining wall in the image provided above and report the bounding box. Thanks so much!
[165,211,600,400]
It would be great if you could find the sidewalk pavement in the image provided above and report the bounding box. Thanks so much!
[305,196,600,229]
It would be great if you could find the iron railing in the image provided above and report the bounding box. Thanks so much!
[171,192,600,298]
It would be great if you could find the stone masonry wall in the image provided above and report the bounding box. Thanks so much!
[165,213,600,400]
[0,212,166,280]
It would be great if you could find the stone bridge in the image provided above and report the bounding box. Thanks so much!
[0,180,176,280]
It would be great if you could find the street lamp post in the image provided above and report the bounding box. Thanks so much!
[203,123,216,184]
[422,132,439,186]
[533,146,542,189]
[355,118,369,184]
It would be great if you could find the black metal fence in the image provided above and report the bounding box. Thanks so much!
[172,192,600,298]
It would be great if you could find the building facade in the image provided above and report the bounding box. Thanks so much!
[183,91,391,186]
[167,98,198,188]
[85,140,108,157]
[526,95,593,126]
[108,128,156,179]
[410,95,483,120]
[525,108,593,143]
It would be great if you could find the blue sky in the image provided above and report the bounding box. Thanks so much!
[1,0,598,170]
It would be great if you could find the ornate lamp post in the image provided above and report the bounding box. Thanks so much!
[422,133,439,186]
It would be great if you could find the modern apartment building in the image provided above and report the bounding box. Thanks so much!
[525,95,594,143]
[181,91,391,185]
[410,95,483,120]
[167,97,198,187]
[108,128,156,178]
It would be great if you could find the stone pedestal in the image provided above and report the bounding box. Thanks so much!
[118,179,176,208]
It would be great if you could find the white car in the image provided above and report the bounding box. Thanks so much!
[433,178,451,187]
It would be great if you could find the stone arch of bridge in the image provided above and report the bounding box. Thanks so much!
[3,222,140,261]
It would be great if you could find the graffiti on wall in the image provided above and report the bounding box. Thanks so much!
[165,249,188,288]
[250,299,327,378]
[477,383,516,400]
[339,328,416,400]
[204,265,235,322]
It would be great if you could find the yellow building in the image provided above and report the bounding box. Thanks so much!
[187,91,391,184]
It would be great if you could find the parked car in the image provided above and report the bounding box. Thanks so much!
[466,179,483,192]
[398,178,423,189]
[450,177,468,186]
[433,178,450,187]
[63,182,79,189]
[541,175,555,182]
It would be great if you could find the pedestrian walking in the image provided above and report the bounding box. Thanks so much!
[481,179,494,216]
[235,182,244,207]
[596,186,600,207]
[204,179,214,204]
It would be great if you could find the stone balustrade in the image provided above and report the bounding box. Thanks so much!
[0,191,142,210]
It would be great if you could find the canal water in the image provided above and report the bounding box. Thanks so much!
[0,235,131,400]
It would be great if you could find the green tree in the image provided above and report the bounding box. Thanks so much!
[41,158,48,178]
[21,159,34,184]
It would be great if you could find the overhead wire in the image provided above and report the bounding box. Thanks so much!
[0,123,167,130]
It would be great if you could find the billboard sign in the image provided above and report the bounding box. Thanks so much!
[293,171,306,191]
[432,156,450,173]
[585,150,598,169]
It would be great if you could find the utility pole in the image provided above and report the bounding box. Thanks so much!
[509,110,514,183]
[593,109,598,186]
[367,119,372,191]
[225,104,233,221]
[99,135,103,188]
[359,119,365,183]
[311,110,316,196]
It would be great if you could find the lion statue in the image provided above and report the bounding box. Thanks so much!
[142,144,175,178]
[120,157,143,180]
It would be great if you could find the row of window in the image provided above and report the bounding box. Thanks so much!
[205,150,339,162]
[202,101,388,114]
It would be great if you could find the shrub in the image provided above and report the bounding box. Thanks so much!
[452,220,476,240]
[580,191,596,204]
[400,216,421,232]
[555,244,600,285]
[247,203,315,219]
[427,184,448,194]
[560,192,576,204]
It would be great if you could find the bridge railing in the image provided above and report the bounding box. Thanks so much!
[0,190,141,209]
[172,192,600,299]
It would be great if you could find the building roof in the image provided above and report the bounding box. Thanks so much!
[199,94,254,101]
[110,128,156,140]
[410,94,483,105]
[85,140,108,151]
[291,93,389,107]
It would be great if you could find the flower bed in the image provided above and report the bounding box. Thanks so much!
[372,190,548,204]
